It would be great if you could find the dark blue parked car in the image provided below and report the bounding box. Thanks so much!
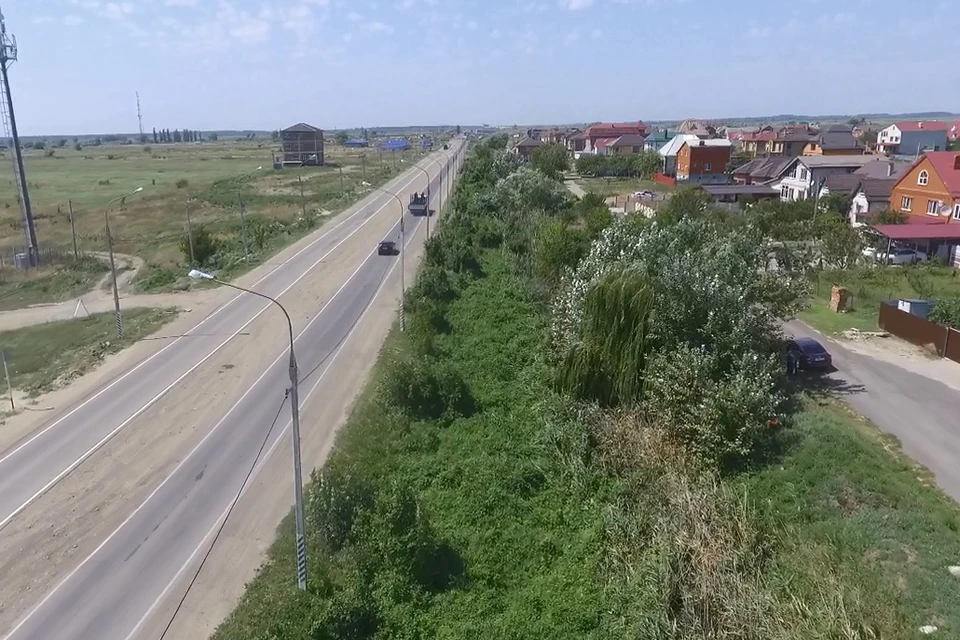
[786,337,832,372]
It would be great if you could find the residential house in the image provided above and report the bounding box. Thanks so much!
[802,124,864,156]
[675,139,733,184]
[514,136,542,158]
[659,134,700,176]
[583,121,646,154]
[771,125,817,156]
[876,121,949,157]
[740,126,776,156]
[730,156,795,185]
[849,179,900,226]
[675,118,716,139]
[950,122,960,142]
[643,128,674,152]
[599,134,647,156]
[281,122,325,166]
[566,131,587,157]
[540,127,581,146]
[773,155,874,201]
[889,151,960,222]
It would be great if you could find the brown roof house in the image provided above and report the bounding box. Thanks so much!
[803,124,864,156]
[514,136,542,159]
[281,122,325,166]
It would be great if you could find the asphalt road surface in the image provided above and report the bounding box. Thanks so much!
[0,142,464,640]
[786,320,960,502]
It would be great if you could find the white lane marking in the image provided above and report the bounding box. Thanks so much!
[0,156,452,640]
[124,190,432,640]
[2,183,431,640]
[0,165,443,530]
[0,163,434,471]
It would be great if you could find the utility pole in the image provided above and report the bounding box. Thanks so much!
[338,166,344,197]
[298,175,306,218]
[360,153,366,183]
[0,9,39,266]
[105,211,122,338]
[185,201,195,266]
[237,189,250,262]
[68,200,78,260]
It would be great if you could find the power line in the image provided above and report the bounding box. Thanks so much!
[159,392,288,640]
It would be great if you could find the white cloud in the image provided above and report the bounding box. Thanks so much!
[32,16,55,24]
[396,0,416,8]
[590,28,601,38]
[346,11,362,21]
[164,0,200,6]
[363,20,394,34]
[343,32,353,41]
[466,19,478,30]
[490,28,501,39]
[63,14,85,25]
[560,0,593,9]
[217,1,271,43]
[564,31,579,45]
[99,2,134,19]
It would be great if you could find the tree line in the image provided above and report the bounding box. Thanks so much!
[151,128,205,144]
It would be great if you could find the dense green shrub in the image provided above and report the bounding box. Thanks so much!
[380,356,474,423]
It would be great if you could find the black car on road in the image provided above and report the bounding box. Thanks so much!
[786,337,832,372]
[378,241,398,256]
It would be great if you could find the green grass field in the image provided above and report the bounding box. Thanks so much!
[801,264,960,334]
[0,308,178,396]
[575,177,673,197]
[0,139,431,292]
[0,256,106,312]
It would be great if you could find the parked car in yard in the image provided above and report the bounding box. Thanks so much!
[862,245,927,265]
[786,337,833,372]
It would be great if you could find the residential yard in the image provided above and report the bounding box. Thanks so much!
[801,264,960,334]
[0,140,428,293]
[0,308,178,397]
[574,176,674,198]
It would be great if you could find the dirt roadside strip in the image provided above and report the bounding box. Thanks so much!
[0,147,461,638]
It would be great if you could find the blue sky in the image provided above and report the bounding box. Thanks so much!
[5,0,958,135]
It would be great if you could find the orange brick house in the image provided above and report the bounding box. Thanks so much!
[890,152,960,222]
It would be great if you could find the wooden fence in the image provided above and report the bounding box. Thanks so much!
[878,301,960,363]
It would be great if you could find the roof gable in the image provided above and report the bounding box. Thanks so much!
[515,136,542,148]
[283,122,323,133]
[922,152,960,197]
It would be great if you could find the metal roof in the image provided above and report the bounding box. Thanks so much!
[872,221,960,241]
[796,155,874,169]
[659,134,700,157]
[701,184,778,196]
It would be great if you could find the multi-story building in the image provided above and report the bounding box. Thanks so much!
[281,122,325,166]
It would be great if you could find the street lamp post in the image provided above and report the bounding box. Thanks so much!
[361,181,406,331]
[104,187,144,338]
[235,166,263,263]
[187,268,308,591]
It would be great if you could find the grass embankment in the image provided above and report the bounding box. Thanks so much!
[1,141,431,294]
[0,256,106,312]
[213,252,960,638]
[0,308,177,397]
[801,264,960,334]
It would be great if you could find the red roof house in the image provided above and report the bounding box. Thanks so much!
[584,121,646,153]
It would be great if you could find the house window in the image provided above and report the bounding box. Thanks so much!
[918,170,929,186]
[927,200,943,216]
[954,204,960,221]
[799,167,808,181]
[901,196,912,211]
[780,184,790,199]
[703,162,711,172]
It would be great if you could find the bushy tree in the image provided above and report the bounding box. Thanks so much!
[532,217,588,288]
[872,208,907,225]
[180,223,219,266]
[530,143,569,179]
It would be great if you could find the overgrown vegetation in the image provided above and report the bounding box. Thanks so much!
[0,307,177,396]
[0,256,107,312]
[214,138,960,639]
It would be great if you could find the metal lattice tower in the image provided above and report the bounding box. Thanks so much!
[136,91,144,142]
[0,6,39,266]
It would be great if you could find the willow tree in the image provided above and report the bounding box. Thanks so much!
[558,266,652,407]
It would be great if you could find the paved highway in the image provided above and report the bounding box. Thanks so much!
[0,141,464,640]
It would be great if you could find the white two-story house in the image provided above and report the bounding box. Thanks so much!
[773,155,876,201]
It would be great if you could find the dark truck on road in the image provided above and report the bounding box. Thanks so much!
[409,192,429,217]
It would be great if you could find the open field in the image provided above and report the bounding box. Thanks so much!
[801,264,960,334]
[0,139,434,291]
[575,176,673,197]
[0,256,106,312]
[0,307,178,397]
